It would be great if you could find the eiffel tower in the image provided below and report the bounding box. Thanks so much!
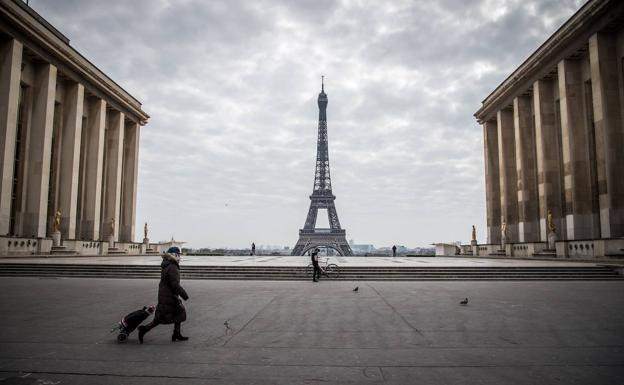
[292,78,353,256]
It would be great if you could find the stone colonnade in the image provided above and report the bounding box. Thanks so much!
[0,37,141,244]
[482,31,624,245]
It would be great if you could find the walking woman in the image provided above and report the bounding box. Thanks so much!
[139,246,189,343]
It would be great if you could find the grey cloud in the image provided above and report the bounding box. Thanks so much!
[31,0,582,247]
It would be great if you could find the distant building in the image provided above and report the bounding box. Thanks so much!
[151,237,187,254]
[351,244,375,254]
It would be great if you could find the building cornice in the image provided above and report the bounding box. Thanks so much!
[474,0,617,123]
[0,0,149,124]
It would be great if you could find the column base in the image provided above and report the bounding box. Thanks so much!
[547,231,557,250]
[51,231,61,247]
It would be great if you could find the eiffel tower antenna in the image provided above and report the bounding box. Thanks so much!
[292,80,353,256]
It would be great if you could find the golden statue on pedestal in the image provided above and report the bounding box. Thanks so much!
[471,225,476,242]
[547,209,556,233]
[53,210,61,232]
[109,218,115,235]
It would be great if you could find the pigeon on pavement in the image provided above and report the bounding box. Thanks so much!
[460,298,469,305]
[353,287,359,292]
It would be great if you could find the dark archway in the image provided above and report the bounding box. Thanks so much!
[301,244,345,256]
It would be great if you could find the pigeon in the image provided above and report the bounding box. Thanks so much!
[353,286,359,292]
[460,298,469,305]
[224,320,232,332]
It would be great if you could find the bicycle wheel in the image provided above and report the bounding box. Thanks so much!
[305,264,313,277]
[325,264,339,279]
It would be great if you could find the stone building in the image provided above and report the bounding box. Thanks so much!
[0,1,149,255]
[475,0,624,258]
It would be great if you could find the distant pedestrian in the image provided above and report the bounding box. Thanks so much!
[392,245,397,257]
[138,246,189,343]
[251,242,256,256]
[311,248,321,282]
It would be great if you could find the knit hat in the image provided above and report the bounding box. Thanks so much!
[166,246,181,255]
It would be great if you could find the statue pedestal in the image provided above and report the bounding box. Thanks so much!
[108,235,115,249]
[548,231,557,250]
[52,231,61,247]
[470,240,478,256]
[143,237,149,246]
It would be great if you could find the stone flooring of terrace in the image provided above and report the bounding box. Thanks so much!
[0,278,622,384]
[0,255,602,267]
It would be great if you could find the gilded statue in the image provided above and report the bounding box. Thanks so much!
[547,209,556,232]
[471,225,476,242]
[144,222,148,239]
[109,218,115,235]
[501,221,507,236]
[53,210,61,232]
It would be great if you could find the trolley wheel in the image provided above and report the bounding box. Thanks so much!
[117,333,128,343]
[325,264,340,279]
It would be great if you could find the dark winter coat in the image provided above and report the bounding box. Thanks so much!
[154,253,189,324]
[311,251,319,265]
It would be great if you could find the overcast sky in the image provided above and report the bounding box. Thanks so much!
[33,0,584,249]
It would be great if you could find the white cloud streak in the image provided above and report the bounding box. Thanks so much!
[32,0,583,248]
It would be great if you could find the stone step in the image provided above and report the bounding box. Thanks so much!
[50,246,78,255]
[0,273,621,281]
[106,248,128,255]
[0,264,621,281]
[0,265,615,272]
[0,266,612,274]
[534,249,556,254]
[0,268,616,276]
[1,263,620,277]
[0,263,615,270]
[0,267,618,275]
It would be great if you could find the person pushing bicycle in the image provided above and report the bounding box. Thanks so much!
[311,248,321,282]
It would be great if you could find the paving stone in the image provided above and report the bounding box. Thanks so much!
[0,278,623,384]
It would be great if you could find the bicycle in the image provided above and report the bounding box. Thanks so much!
[306,257,340,279]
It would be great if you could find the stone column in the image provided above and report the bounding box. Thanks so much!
[22,64,57,238]
[58,82,84,240]
[0,39,22,235]
[120,121,140,243]
[497,108,518,243]
[513,95,539,243]
[101,110,124,241]
[80,98,106,240]
[558,59,600,240]
[533,79,564,241]
[483,120,501,245]
[589,33,624,238]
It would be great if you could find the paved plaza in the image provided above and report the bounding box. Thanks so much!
[0,277,623,384]
[0,255,602,267]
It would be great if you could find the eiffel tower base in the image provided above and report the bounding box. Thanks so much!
[292,230,353,256]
